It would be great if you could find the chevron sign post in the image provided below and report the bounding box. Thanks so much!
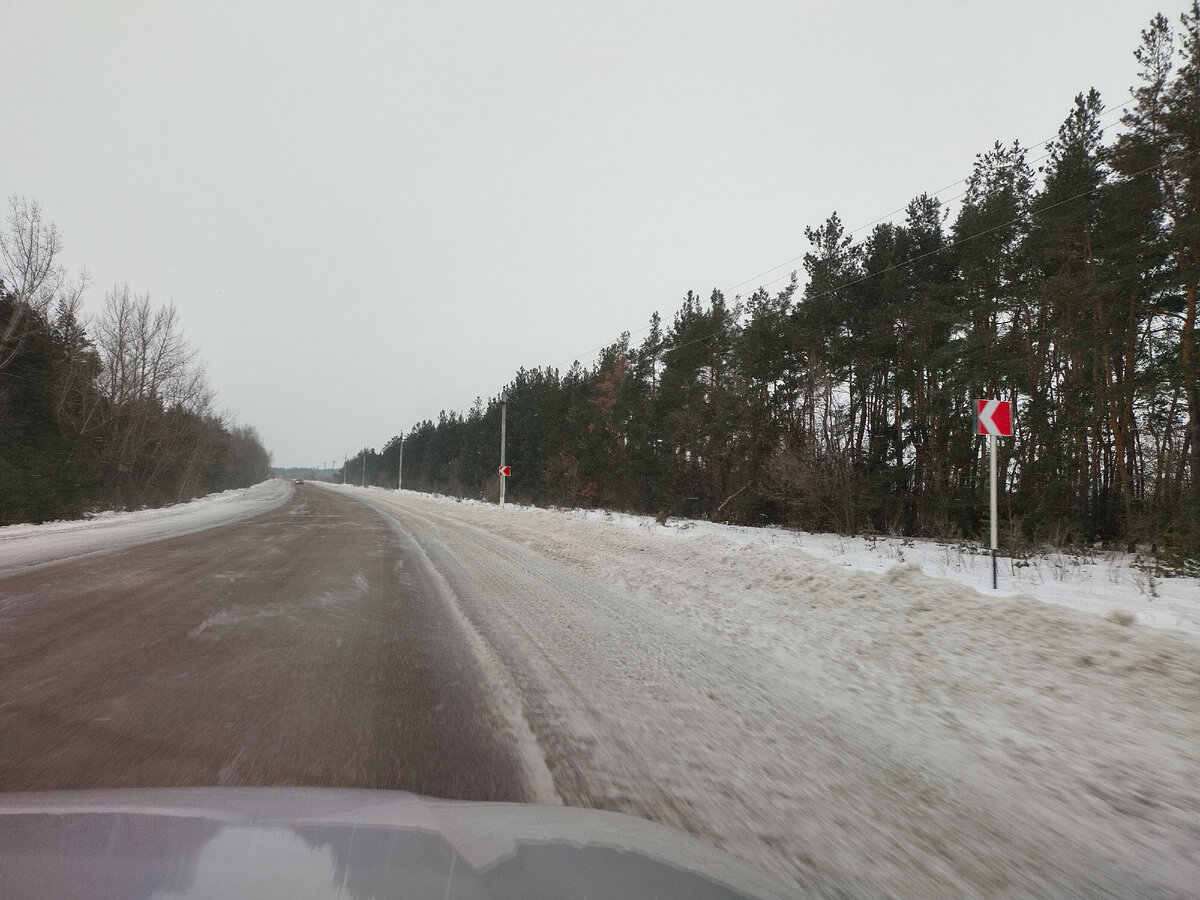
[976,399,1013,436]
[977,399,1014,589]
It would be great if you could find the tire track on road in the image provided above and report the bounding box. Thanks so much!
[353,490,709,833]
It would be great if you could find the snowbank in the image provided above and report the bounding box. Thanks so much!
[0,480,292,576]
[386,489,1200,637]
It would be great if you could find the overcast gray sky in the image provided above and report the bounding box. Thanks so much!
[1,0,1172,466]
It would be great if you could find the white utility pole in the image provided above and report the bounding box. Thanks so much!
[499,395,507,508]
[361,450,366,488]
[397,433,404,492]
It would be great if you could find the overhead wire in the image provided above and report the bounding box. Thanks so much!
[721,92,1136,296]
[642,144,1200,362]
[496,142,1196,409]
[406,87,1165,415]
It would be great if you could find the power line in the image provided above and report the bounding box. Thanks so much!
[724,92,1135,296]
[393,89,1174,423]
[499,143,1198,408]
[537,89,1140,383]
[746,144,1198,298]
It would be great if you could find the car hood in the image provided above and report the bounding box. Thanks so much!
[0,787,798,899]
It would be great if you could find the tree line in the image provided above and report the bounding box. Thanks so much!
[0,198,272,525]
[350,6,1199,562]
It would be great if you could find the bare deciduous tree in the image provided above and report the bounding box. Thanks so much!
[92,285,216,504]
[0,196,67,372]
[93,285,207,408]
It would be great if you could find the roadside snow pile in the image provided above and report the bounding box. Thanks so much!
[0,480,292,575]
[540,507,1198,637]
[347,485,1200,898]
[393,492,1198,637]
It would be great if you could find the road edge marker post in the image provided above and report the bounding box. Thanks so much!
[991,430,997,590]
[976,398,1013,590]
[499,394,507,508]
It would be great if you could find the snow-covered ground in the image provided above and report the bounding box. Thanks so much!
[342,485,1200,898]
[568,507,1200,638]
[0,480,292,576]
[5,480,1198,896]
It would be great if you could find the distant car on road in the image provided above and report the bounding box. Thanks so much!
[294,479,304,485]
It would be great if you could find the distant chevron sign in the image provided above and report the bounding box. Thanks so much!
[976,399,1013,436]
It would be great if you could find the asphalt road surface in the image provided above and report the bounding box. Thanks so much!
[0,486,531,801]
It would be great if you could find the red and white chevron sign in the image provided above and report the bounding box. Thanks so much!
[976,399,1013,436]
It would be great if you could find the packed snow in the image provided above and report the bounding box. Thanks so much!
[342,484,1200,898]
[4,479,1198,897]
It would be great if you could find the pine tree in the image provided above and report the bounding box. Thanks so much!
[1113,6,1200,554]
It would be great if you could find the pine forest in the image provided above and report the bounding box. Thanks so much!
[353,7,1200,565]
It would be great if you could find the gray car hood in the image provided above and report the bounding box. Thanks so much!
[0,788,798,899]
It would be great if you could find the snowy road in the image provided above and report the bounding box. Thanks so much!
[0,484,531,802]
[3,480,1199,898]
